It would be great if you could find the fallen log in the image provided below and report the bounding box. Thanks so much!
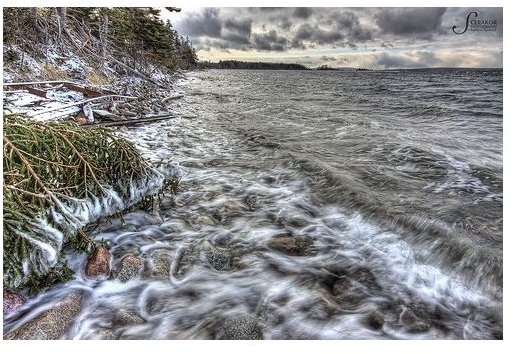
[3,80,81,87]
[161,93,184,105]
[88,114,175,127]
[26,87,48,98]
[63,83,103,97]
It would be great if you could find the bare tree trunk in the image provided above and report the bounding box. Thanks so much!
[99,13,109,69]
[30,8,44,33]
[55,8,65,39]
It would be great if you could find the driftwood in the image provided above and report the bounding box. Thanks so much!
[161,93,184,105]
[26,87,48,98]
[27,94,137,117]
[4,81,103,97]
[89,114,175,127]
[4,80,81,87]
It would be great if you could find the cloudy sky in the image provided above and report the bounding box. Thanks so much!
[163,7,502,69]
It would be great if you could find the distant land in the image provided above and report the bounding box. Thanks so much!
[198,61,502,72]
[198,60,308,70]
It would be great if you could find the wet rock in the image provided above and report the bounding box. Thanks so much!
[172,246,197,278]
[365,310,385,330]
[95,329,117,340]
[3,289,26,315]
[210,230,236,247]
[4,292,83,340]
[350,267,381,291]
[243,194,260,211]
[113,309,146,326]
[213,200,248,223]
[85,247,111,278]
[218,313,264,340]
[206,248,232,271]
[331,275,367,305]
[399,307,431,333]
[284,215,310,228]
[266,236,313,256]
[145,251,171,279]
[116,254,144,282]
[194,214,217,226]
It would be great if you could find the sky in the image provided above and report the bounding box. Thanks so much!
[162,7,503,69]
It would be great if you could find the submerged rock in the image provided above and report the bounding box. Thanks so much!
[331,275,367,306]
[116,254,144,282]
[194,214,217,226]
[213,200,248,223]
[365,310,385,330]
[4,292,83,340]
[144,251,171,279]
[266,236,313,256]
[95,329,118,340]
[85,247,111,278]
[113,309,146,326]
[218,313,264,340]
[172,247,197,278]
[3,290,26,315]
[206,248,232,271]
[399,307,431,333]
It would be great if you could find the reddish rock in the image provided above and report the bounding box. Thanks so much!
[3,289,26,315]
[85,247,111,277]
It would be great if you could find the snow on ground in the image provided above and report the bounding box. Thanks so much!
[4,87,85,122]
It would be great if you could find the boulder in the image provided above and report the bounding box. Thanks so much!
[116,254,144,282]
[218,313,263,340]
[4,292,83,340]
[3,290,26,315]
[85,247,111,278]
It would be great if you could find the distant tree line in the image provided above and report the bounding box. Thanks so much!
[3,7,198,71]
[199,60,309,70]
[317,65,336,70]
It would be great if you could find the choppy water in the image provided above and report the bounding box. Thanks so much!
[4,69,503,339]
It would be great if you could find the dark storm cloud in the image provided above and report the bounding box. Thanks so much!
[178,8,222,37]
[292,24,344,48]
[293,8,313,19]
[221,18,253,44]
[374,8,446,37]
[224,18,252,35]
[332,11,373,41]
[253,29,288,51]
